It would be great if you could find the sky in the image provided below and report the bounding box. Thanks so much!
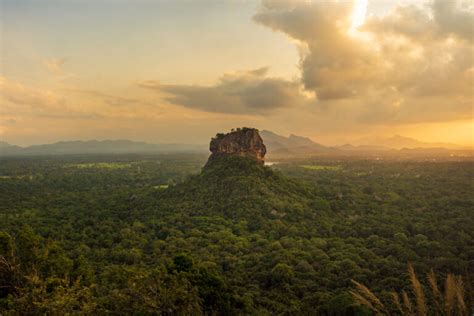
[0,0,473,146]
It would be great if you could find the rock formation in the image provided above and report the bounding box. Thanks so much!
[206,128,266,165]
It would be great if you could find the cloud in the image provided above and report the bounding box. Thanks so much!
[432,0,474,42]
[138,67,311,114]
[363,1,473,43]
[42,58,67,75]
[132,0,471,126]
[0,76,170,128]
[0,76,65,109]
[252,0,473,124]
[254,0,377,100]
[0,76,101,120]
[66,89,154,108]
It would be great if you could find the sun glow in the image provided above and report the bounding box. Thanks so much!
[349,0,368,33]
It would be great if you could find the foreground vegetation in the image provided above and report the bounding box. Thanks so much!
[0,154,472,314]
[351,264,467,315]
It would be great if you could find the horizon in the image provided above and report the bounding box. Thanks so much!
[1,0,473,147]
[2,129,472,150]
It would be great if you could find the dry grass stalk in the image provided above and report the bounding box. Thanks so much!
[445,274,456,316]
[427,269,443,315]
[402,290,414,316]
[454,275,466,315]
[391,291,403,314]
[350,290,377,312]
[408,264,427,316]
[350,265,468,315]
[350,279,387,314]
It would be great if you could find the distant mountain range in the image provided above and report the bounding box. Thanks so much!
[0,132,471,157]
[261,130,390,156]
[260,130,331,155]
[352,134,463,150]
[0,140,206,156]
[260,131,471,157]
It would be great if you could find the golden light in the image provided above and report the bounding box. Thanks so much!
[349,0,368,33]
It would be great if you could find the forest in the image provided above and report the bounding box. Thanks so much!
[0,153,472,314]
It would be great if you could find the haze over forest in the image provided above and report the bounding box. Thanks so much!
[0,130,472,157]
[1,0,473,147]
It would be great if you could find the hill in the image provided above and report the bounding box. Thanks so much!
[159,129,320,223]
[0,141,22,155]
[160,155,320,223]
[0,141,15,148]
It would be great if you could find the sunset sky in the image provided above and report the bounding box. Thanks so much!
[1,0,473,146]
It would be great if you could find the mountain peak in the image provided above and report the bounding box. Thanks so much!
[207,128,266,166]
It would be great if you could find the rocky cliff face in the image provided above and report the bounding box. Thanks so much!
[206,128,266,165]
